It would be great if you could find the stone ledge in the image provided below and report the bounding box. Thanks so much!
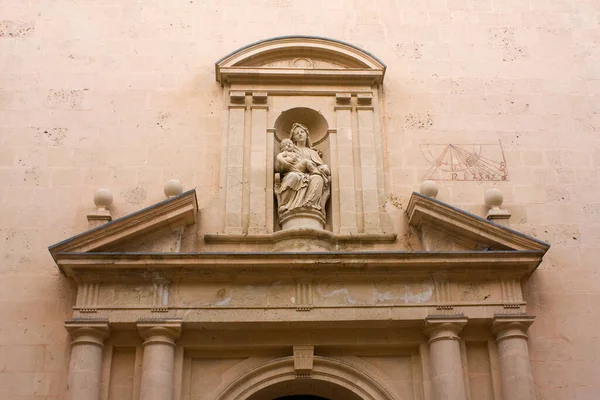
[204,227,397,246]
[54,249,545,280]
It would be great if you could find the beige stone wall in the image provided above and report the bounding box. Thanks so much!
[1,0,600,398]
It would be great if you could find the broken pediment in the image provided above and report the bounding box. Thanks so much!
[48,188,549,282]
[406,192,550,252]
[215,36,386,85]
[48,190,198,269]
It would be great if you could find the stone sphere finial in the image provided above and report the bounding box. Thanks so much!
[420,180,439,198]
[93,188,113,210]
[485,188,504,210]
[164,179,183,198]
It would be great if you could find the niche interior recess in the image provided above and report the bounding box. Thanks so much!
[215,35,389,236]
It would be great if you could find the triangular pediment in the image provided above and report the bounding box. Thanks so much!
[48,190,198,262]
[406,192,550,252]
[215,36,386,85]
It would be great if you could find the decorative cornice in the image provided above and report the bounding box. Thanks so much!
[49,190,198,268]
[53,250,545,280]
[406,192,550,252]
[215,36,386,85]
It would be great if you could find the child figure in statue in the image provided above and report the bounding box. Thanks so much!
[276,139,321,176]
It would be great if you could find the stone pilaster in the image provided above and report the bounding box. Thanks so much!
[248,103,269,233]
[357,106,382,233]
[65,320,109,400]
[425,317,468,400]
[224,95,247,234]
[492,316,536,400]
[138,319,182,400]
[334,103,358,234]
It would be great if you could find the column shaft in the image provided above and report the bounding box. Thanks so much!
[493,318,536,400]
[138,321,182,400]
[65,321,109,400]
[425,319,467,400]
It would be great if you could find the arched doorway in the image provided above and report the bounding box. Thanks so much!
[275,396,329,400]
[214,356,396,400]
[247,379,362,400]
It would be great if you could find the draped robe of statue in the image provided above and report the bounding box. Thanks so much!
[274,124,330,227]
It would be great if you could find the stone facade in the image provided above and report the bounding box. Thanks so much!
[1,1,600,399]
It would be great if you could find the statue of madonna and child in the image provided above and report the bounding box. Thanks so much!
[274,123,331,229]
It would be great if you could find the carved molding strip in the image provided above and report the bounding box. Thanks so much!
[295,281,313,311]
[501,279,523,309]
[152,281,170,312]
[77,282,100,313]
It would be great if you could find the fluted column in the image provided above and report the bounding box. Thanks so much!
[138,320,182,400]
[425,317,467,400]
[493,316,536,400]
[65,320,109,400]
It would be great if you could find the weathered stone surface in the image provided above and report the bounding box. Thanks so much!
[0,1,598,398]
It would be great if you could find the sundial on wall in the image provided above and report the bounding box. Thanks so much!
[421,141,508,181]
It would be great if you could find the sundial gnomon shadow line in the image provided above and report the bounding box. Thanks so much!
[421,142,508,181]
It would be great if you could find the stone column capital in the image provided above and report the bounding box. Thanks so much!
[137,319,182,347]
[492,315,534,342]
[65,319,109,347]
[424,316,468,344]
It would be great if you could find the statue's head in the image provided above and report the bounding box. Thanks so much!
[289,123,312,147]
[279,138,295,152]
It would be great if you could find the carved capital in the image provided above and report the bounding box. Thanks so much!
[492,315,534,342]
[424,316,467,344]
[357,93,373,105]
[293,345,314,378]
[335,92,351,104]
[137,319,182,347]
[252,91,267,103]
[229,91,245,104]
[65,319,109,347]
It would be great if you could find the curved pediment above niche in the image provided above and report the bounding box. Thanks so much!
[257,57,347,70]
[215,35,386,85]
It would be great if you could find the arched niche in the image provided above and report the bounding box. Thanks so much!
[274,107,329,146]
[217,36,390,238]
[214,356,397,400]
[273,107,332,232]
